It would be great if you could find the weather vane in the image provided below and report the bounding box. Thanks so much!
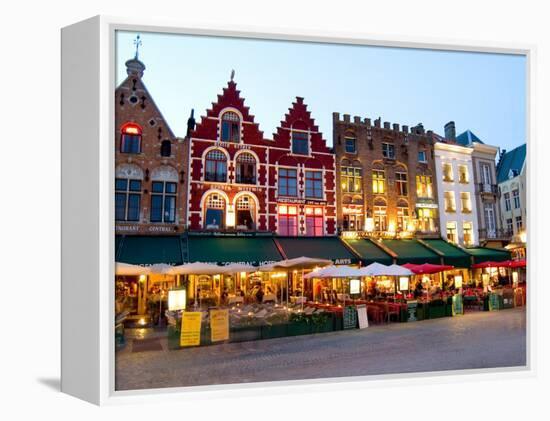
[230,69,235,81]
[133,34,142,60]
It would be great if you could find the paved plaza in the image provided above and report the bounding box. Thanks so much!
[115,308,526,391]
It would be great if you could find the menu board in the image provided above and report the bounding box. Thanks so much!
[407,300,418,322]
[210,309,229,342]
[488,293,500,311]
[343,306,357,329]
[180,311,202,347]
[356,305,369,329]
[452,294,463,316]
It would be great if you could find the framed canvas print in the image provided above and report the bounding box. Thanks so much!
[61,15,532,405]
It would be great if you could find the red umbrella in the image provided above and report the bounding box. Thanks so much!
[471,261,505,269]
[507,259,526,268]
[403,263,454,274]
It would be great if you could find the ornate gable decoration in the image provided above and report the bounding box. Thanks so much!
[278,97,319,132]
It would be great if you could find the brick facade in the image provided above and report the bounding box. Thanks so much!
[114,58,188,235]
[187,80,336,235]
[333,113,439,236]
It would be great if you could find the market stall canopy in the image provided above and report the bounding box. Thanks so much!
[381,239,440,265]
[359,262,393,277]
[421,239,472,268]
[386,264,415,276]
[186,235,283,266]
[267,256,333,271]
[341,238,393,265]
[115,235,185,265]
[463,247,511,264]
[304,265,364,279]
[115,262,151,276]
[220,263,258,273]
[169,262,227,275]
[402,263,454,274]
[275,237,359,265]
[509,259,527,268]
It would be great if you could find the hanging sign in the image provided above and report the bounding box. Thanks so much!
[356,304,369,329]
[180,312,202,347]
[210,309,229,342]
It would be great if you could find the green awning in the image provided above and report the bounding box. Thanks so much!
[116,235,185,265]
[464,247,511,264]
[186,236,283,265]
[422,239,472,268]
[275,237,359,264]
[343,238,393,265]
[381,239,441,265]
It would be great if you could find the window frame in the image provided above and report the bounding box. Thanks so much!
[382,143,395,159]
[291,131,310,156]
[344,136,357,154]
[115,177,142,222]
[305,206,324,236]
[278,168,298,197]
[150,181,177,223]
[395,171,408,196]
[305,170,323,199]
[341,166,362,193]
[120,122,143,154]
[278,205,299,236]
[220,111,241,142]
[204,149,228,182]
[372,169,386,194]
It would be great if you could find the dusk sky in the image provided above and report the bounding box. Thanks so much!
[116,31,526,153]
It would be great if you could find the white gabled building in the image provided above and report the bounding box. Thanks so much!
[434,122,479,247]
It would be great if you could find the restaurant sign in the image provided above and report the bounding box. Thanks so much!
[180,312,202,347]
[415,202,438,209]
[334,258,353,265]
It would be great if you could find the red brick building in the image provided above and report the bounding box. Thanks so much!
[186,78,336,235]
[114,56,188,235]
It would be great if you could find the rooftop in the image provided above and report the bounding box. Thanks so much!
[455,130,484,146]
[497,143,526,183]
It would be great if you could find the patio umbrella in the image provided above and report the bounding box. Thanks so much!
[403,263,454,274]
[471,261,504,269]
[385,264,415,277]
[115,262,151,276]
[169,262,226,275]
[304,265,363,279]
[510,259,526,268]
[359,262,393,277]
[148,263,176,275]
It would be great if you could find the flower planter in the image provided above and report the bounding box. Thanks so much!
[287,320,311,336]
[166,325,181,350]
[261,323,288,339]
[312,315,334,333]
[427,301,446,319]
[230,325,262,343]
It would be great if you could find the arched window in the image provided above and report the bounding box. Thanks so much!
[204,193,226,229]
[236,195,256,230]
[395,166,408,196]
[220,111,240,142]
[120,122,142,154]
[235,153,256,184]
[205,149,227,182]
[341,160,362,193]
[160,140,171,157]
[373,198,387,232]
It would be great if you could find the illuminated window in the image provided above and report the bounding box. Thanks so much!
[418,208,436,232]
[120,122,142,154]
[220,111,240,142]
[372,170,385,194]
[460,192,471,213]
[458,165,469,183]
[236,195,255,230]
[396,171,408,196]
[373,205,387,231]
[305,207,324,236]
[463,222,473,246]
[235,153,256,184]
[115,178,141,221]
[416,175,433,198]
[397,206,409,232]
[150,181,177,223]
[343,213,362,231]
[278,205,298,236]
[204,193,226,229]
[205,149,227,182]
[305,170,323,199]
[444,191,456,213]
[443,163,453,182]
[278,168,297,197]
[446,222,458,243]
[341,166,362,193]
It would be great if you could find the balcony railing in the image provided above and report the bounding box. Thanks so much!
[478,228,513,240]
[477,183,498,195]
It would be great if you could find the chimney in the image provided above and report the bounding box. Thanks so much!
[444,121,456,141]
[186,109,196,137]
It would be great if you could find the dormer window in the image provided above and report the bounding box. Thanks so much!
[120,122,142,154]
[292,131,309,155]
[221,111,240,142]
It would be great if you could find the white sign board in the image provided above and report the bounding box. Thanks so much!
[350,278,361,295]
[356,304,369,329]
